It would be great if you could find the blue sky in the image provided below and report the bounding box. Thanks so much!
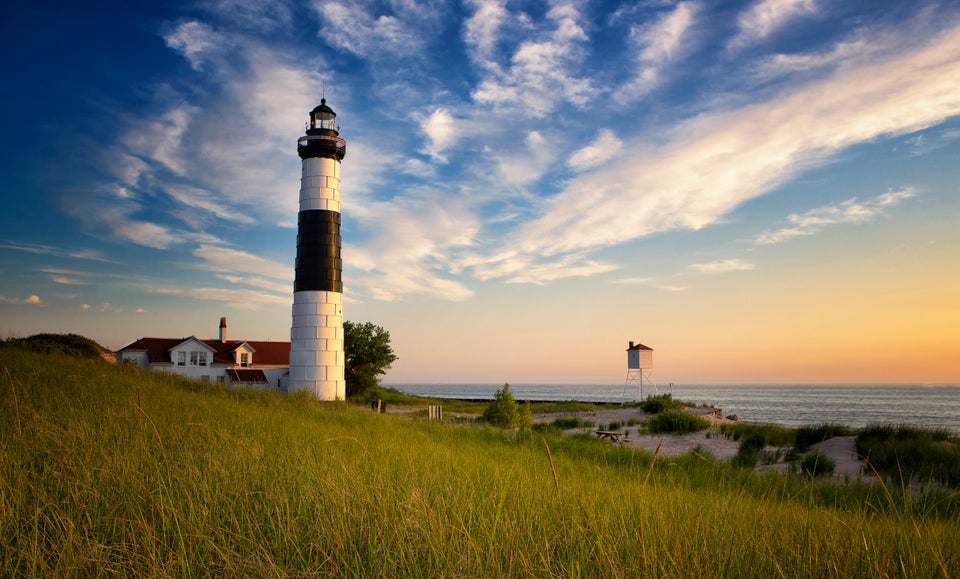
[2,0,959,384]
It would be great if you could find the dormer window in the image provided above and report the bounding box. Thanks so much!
[240,353,249,367]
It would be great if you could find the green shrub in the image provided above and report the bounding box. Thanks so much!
[551,417,594,430]
[646,410,709,435]
[801,452,837,478]
[482,384,531,430]
[795,423,855,452]
[639,394,684,414]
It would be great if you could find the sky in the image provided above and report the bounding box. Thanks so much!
[1,0,959,386]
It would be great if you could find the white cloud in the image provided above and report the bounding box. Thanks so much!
[163,20,227,71]
[121,106,196,176]
[750,37,870,79]
[475,24,960,283]
[421,108,458,162]
[495,130,558,186]
[613,276,653,285]
[470,2,594,117]
[755,188,917,244]
[193,244,293,281]
[689,258,755,273]
[197,0,294,33]
[568,129,623,171]
[218,274,291,295]
[41,268,91,285]
[732,0,817,48]
[464,0,508,63]
[346,193,478,302]
[0,242,111,263]
[616,1,698,102]
[312,0,440,59]
[0,294,42,305]
[165,185,256,225]
[147,284,289,309]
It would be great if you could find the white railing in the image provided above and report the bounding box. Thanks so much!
[298,134,346,149]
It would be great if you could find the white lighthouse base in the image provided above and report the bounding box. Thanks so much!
[289,290,345,400]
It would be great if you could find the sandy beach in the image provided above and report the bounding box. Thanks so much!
[388,402,876,482]
[536,406,874,482]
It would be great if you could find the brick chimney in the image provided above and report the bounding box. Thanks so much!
[629,341,634,349]
[219,317,227,342]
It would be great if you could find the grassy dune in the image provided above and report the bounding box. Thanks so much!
[2,349,958,576]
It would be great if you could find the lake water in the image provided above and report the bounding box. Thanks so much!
[389,383,960,434]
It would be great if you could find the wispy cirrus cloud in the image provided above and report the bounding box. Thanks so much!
[0,242,112,263]
[568,129,623,171]
[312,0,445,60]
[0,294,42,306]
[146,284,290,309]
[347,192,478,302]
[163,20,228,71]
[731,0,818,49]
[474,22,960,284]
[615,1,699,102]
[689,258,755,273]
[755,188,917,244]
[463,0,508,64]
[192,244,293,282]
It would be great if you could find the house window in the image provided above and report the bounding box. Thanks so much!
[198,352,207,366]
[240,353,249,367]
[190,351,198,366]
[177,351,186,366]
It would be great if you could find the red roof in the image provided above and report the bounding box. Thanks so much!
[226,369,268,383]
[626,342,653,351]
[118,337,290,366]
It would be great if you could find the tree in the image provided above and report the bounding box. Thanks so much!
[482,384,532,430]
[343,321,398,399]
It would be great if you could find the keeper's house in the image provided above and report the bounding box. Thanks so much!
[116,317,289,388]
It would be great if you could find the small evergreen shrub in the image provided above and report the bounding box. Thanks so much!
[646,410,709,435]
[800,452,836,478]
[640,394,683,414]
[482,384,531,430]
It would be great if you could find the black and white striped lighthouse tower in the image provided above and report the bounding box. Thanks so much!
[289,99,347,400]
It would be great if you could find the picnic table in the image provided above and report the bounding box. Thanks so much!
[594,430,627,444]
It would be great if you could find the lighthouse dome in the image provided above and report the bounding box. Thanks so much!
[310,98,336,119]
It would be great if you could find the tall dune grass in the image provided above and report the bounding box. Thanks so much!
[2,349,958,576]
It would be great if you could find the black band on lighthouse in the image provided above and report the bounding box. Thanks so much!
[294,209,342,293]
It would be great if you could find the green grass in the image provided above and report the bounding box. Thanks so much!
[645,410,710,434]
[801,452,837,478]
[796,423,856,452]
[856,424,960,488]
[720,422,796,448]
[3,349,959,576]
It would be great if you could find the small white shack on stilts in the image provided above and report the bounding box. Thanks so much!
[624,341,656,400]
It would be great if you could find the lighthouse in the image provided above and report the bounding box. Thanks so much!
[288,99,347,400]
